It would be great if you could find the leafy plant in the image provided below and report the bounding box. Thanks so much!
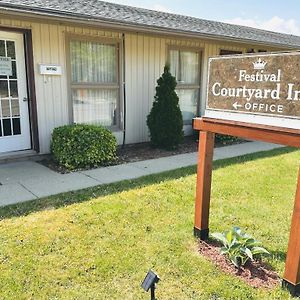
[215,134,240,145]
[211,227,270,268]
[51,124,117,170]
[147,64,183,150]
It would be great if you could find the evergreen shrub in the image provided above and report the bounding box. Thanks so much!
[147,65,183,149]
[51,124,117,170]
[215,134,240,145]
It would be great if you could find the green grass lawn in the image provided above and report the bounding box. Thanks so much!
[0,147,299,299]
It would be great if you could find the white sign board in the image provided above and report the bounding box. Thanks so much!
[39,64,62,75]
[0,57,12,76]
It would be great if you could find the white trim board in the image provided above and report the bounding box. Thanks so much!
[204,110,300,130]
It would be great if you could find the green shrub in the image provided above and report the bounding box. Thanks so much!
[147,64,183,150]
[51,124,117,170]
[215,134,240,145]
[211,227,269,268]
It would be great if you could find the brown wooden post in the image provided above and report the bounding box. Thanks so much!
[194,130,215,240]
[283,167,300,296]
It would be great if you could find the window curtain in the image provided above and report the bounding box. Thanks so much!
[180,51,199,84]
[70,40,116,83]
[169,50,179,80]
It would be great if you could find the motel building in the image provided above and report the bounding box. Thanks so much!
[0,0,300,158]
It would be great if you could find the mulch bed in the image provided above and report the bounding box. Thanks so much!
[41,136,245,173]
[116,135,199,164]
[198,240,280,289]
[40,136,199,173]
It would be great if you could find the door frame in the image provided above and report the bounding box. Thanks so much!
[0,26,39,153]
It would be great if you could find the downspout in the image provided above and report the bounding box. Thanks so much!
[122,33,126,148]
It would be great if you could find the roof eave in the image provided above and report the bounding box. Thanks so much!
[0,6,298,50]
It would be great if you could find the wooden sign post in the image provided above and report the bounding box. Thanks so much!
[194,52,300,295]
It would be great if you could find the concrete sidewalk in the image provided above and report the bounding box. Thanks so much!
[0,141,282,206]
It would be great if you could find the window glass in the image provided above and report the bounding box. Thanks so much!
[70,40,119,127]
[176,89,198,125]
[220,49,242,56]
[70,40,116,84]
[180,51,199,84]
[72,89,117,127]
[169,50,179,80]
[169,49,200,124]
[170,50,199,84]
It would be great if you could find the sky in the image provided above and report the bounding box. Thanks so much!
[104,0,300,36]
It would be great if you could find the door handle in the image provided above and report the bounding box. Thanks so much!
[23,97,28,102]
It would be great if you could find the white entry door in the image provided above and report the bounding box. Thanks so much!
[0,31,31,153]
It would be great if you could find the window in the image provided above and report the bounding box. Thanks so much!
[169,48,201,125]
[220,49,242,55]
[69,39,119,127]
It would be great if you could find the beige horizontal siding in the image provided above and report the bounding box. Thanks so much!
[0,15,283,152]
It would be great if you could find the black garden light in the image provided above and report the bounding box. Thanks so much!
[141,270,160,300]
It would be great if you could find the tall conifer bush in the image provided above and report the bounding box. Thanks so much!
[147,65,183,149]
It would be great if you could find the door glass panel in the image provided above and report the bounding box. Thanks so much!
[12,118,21,135]
[0,40,6,79]
[0,40,5,56]
[10,81,18,97]
[0,81,8,97]
[1,99,10,117]
[6,41,15,59]
[11,99,20,116]
[9,61,17,79]
[3,119,12,136]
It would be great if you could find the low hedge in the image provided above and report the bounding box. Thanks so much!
[192,130,240,145]
[215,134,240,145]
[51,124,117,170]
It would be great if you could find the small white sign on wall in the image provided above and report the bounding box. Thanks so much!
[39,64,62,75]
[0,57,12,76]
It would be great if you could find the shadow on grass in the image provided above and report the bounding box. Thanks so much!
[0,146,297,220]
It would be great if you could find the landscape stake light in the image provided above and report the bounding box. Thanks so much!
[141,270,160,300]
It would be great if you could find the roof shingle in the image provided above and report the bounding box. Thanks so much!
[1,0,300,48]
